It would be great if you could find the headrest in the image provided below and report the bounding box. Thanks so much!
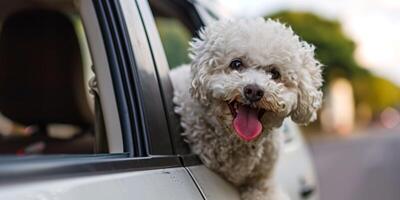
[0,9,93,126]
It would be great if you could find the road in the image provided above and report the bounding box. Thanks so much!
[309,127,400,200]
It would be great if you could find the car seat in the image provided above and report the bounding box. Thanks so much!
[0,9,94,154]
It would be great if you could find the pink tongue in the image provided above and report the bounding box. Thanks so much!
[233,105,262,141]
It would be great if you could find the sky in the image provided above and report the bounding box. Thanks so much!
[218,0,400,86]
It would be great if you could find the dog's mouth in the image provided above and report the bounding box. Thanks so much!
[228,101,266,142]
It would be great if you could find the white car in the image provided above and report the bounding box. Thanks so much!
[0,0,318,199]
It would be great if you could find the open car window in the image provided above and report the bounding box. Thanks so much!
[0,5,111,155]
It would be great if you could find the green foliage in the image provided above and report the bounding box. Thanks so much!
[267,11,400,115]
[156,17,191,69]
[353,76,400,113]
[267,11,370,83]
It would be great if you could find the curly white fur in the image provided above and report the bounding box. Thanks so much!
[170,18,323,200]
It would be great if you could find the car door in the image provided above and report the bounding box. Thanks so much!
[0,0,203,199]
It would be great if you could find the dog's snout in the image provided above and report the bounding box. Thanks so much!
[244,84,264,102]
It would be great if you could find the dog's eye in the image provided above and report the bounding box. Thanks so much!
[229,59,244,70]
[270,68,281,80]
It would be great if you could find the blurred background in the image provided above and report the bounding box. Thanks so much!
[157,0,400,199]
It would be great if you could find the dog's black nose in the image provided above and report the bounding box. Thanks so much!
[244,84,264,102]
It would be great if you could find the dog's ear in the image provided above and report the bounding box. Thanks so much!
[190,60,210,105]
[291,42,323,125]
[188,27,216,105]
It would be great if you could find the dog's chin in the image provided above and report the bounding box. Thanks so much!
[227,101,266,142]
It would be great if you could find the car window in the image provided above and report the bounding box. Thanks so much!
[0,8,110,155]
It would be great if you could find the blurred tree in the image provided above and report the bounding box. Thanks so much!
[267,11,400,118]
[353,76,400,113]
[156,18,191,69]
[267,11,370,83]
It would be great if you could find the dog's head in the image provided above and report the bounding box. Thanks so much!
[189,18,323,141]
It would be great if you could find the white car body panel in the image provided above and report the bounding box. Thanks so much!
[187,165,241,200]
[274,120,319,200]
[0,168,203,200]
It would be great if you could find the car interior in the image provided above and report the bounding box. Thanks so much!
[0,1,98,155]
[0,0,204,156]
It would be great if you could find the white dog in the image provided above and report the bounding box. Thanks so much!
[170,18,323,200]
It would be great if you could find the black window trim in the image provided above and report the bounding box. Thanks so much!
[93,0,138,157]
[119,0,175,156]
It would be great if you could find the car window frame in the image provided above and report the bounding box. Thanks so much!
[119,0,176,156]
[82,0,125,154]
